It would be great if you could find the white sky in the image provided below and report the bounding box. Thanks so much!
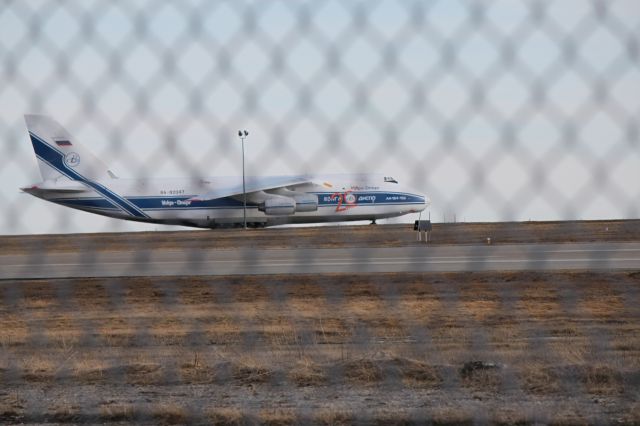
[1,0,639,234]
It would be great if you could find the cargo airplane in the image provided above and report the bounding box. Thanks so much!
[21,115,428,228]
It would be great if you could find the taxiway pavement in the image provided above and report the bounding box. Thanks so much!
[1,242,639,279]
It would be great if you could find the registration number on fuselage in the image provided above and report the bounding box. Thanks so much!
[159,189,185,195]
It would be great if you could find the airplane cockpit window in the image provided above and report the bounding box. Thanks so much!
[384,176,398,184]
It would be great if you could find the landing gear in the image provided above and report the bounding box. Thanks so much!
[371,219,377,225]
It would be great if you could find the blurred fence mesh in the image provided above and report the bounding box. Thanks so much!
[0,0,639,424]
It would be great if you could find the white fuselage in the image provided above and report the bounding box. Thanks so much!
[26,174,428,228]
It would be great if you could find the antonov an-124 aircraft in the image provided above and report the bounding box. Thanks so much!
[21,115,429,228]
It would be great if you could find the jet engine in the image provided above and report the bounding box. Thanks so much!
[261,196,296,215]
[242,191,296,216]
[242,189,318,216]
[266,188,318,212]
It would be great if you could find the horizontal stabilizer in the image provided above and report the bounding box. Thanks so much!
[21,180,89,193]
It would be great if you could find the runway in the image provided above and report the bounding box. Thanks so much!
[1,242,639,279]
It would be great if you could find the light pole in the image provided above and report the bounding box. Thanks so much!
[238,130,249,229]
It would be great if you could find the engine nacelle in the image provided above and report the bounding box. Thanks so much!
[260,196,296,216]
[242,190,317,216]
[266,188,318,212]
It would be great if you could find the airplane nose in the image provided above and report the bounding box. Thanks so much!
[410,193,429,212]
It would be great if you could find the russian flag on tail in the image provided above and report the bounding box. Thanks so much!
[55,139,72,146]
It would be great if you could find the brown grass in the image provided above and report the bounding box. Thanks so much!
[580,364,624,395]
[0,271,638,423]
[521,363,562,395]
[288,358,326,386]
[259,409,297,426]
[313,409,354,426]
[99,402,189,424]
[99,403,135,422]
[206,407,247,425]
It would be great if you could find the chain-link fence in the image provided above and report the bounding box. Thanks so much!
[1,0,639,424]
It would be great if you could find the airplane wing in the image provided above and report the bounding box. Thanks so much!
[189,175,314,201]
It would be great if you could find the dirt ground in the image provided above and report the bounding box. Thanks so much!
[0,271,638,424]
[1,219,640,255]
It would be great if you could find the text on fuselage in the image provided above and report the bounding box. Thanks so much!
[161,199,192,207]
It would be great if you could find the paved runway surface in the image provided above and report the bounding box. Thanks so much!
[1,242,639,279]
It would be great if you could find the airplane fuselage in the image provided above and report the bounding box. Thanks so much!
[25,175,427,228]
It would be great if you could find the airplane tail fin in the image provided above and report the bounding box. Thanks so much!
[24,114,114,182]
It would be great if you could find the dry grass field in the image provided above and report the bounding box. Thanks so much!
[1,219,639,255]
[0,271,638,424]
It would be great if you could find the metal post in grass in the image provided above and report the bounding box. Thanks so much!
[238,130,249,229]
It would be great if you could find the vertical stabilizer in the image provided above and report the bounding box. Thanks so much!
[24,114,113,182]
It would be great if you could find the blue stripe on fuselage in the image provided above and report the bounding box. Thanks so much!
[55,192,424,212]
[57,196,252,211]
[313,192,425,206]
